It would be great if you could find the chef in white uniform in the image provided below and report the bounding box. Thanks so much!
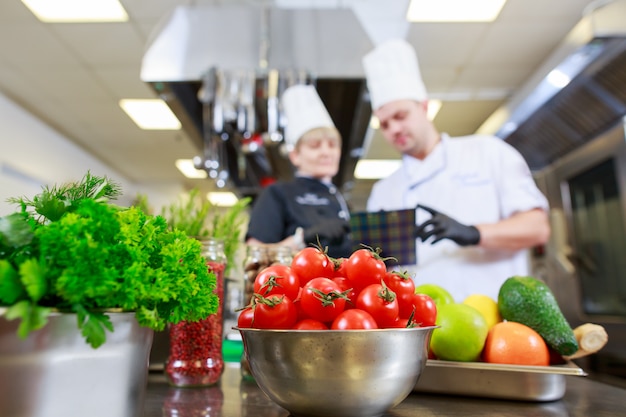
[362,39,551,302]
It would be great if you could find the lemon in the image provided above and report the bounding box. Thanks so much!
[430,303,489,362]
[463,294,502,330]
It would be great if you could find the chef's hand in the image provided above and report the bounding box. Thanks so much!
[304,218,351,244]
[416,204,480,246]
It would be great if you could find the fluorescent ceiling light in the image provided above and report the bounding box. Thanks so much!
[21,0,128,22]
[175,159,208,179]
[207,192,239,207]
[119,99,181,130]
[354,159,402,180]
[407,0,507,22]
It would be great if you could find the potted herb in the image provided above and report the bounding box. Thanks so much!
[0,172,218,417]
[159,187,251,275]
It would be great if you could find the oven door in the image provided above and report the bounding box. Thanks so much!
[534,118,626,382]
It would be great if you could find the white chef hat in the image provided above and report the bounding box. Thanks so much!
[281,84,335,148]
[362,39,428,110]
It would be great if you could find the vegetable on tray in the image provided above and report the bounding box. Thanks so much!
[497,276,579,356]
[564,323,609,360]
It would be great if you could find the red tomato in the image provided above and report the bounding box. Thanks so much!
[291,287,307,322]
[333,257,349,278]
[237,307,255,328]
[300,277,347,323]
[331,309,378,330]
[408,293,437,327]
[292,319,329,330]
[252,294,297,329]
[344,248,387,293]
[332,277,357,309]
[389,317,411,328]
[355,283,399,328]
[291,247,334,284]
[383,271,416,318]
[253,264,300,300]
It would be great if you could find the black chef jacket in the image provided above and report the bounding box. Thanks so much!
[246,177,353,258]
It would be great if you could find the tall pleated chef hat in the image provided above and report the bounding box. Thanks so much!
[281,84,335,148]
[362,39,428,110]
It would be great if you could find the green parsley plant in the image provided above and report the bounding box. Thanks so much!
[0,172,218,348]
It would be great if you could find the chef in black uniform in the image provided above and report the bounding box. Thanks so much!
[245,84,352,258]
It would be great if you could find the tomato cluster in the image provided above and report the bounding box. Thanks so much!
[237,246,437,330]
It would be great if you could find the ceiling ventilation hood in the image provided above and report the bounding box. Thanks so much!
[478,0,626,171]
[140,3,389,198]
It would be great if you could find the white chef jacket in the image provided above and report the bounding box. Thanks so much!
[366,134,549,302]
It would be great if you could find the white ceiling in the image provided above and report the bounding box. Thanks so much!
[0,0,598,211]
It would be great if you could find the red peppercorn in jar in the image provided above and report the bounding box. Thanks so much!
[165,238,227,387]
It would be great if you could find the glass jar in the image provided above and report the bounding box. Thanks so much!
[165,238,227,387]
[242,245,268,307]
[268,245,294,266]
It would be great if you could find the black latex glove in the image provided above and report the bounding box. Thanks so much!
[303,218,351,244]
[415,204,480,246]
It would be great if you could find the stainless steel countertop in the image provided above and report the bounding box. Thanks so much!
[145,362,626,417]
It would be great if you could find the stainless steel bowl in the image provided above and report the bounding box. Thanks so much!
[236,326,435,417]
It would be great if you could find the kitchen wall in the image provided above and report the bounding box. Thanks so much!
[0,92,183,216]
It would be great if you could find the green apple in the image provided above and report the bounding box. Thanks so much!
[414,283,455,306]
[430,303,489,362]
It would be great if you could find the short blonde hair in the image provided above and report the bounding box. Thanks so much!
[296,126,342,149]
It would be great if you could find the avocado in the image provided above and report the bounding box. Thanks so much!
[498,276,579,356]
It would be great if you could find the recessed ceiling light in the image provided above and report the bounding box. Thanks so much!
[354,160,402,179]
[175,159,208,179]
[119,99,181,130]
[407,0,507,22]
[207,192,239,207]
[21,0,128,23]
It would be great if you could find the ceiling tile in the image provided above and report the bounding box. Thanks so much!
[0,23,80,67]
[94,67,157,98]
[500,0,594,20]
[49,23,146,67]
[0,1,40,23]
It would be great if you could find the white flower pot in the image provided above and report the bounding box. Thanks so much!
[0,311,154,417]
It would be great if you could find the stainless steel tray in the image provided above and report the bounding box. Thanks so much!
[414,359,586,402]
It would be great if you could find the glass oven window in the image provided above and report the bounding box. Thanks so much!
[569,158,626,316]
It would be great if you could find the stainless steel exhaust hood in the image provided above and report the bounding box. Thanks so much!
[140,4,375,198]
[479,0,626,171]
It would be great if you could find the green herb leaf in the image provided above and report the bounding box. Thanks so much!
[76,307,114,349]
[161,188,211,237]
[0,213,34,248]
[5,301,51,338]
[19,258,47,302]
[0,259,26,304]
[7,171,122,223]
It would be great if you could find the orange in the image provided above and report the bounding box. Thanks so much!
[483,321,550,366]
